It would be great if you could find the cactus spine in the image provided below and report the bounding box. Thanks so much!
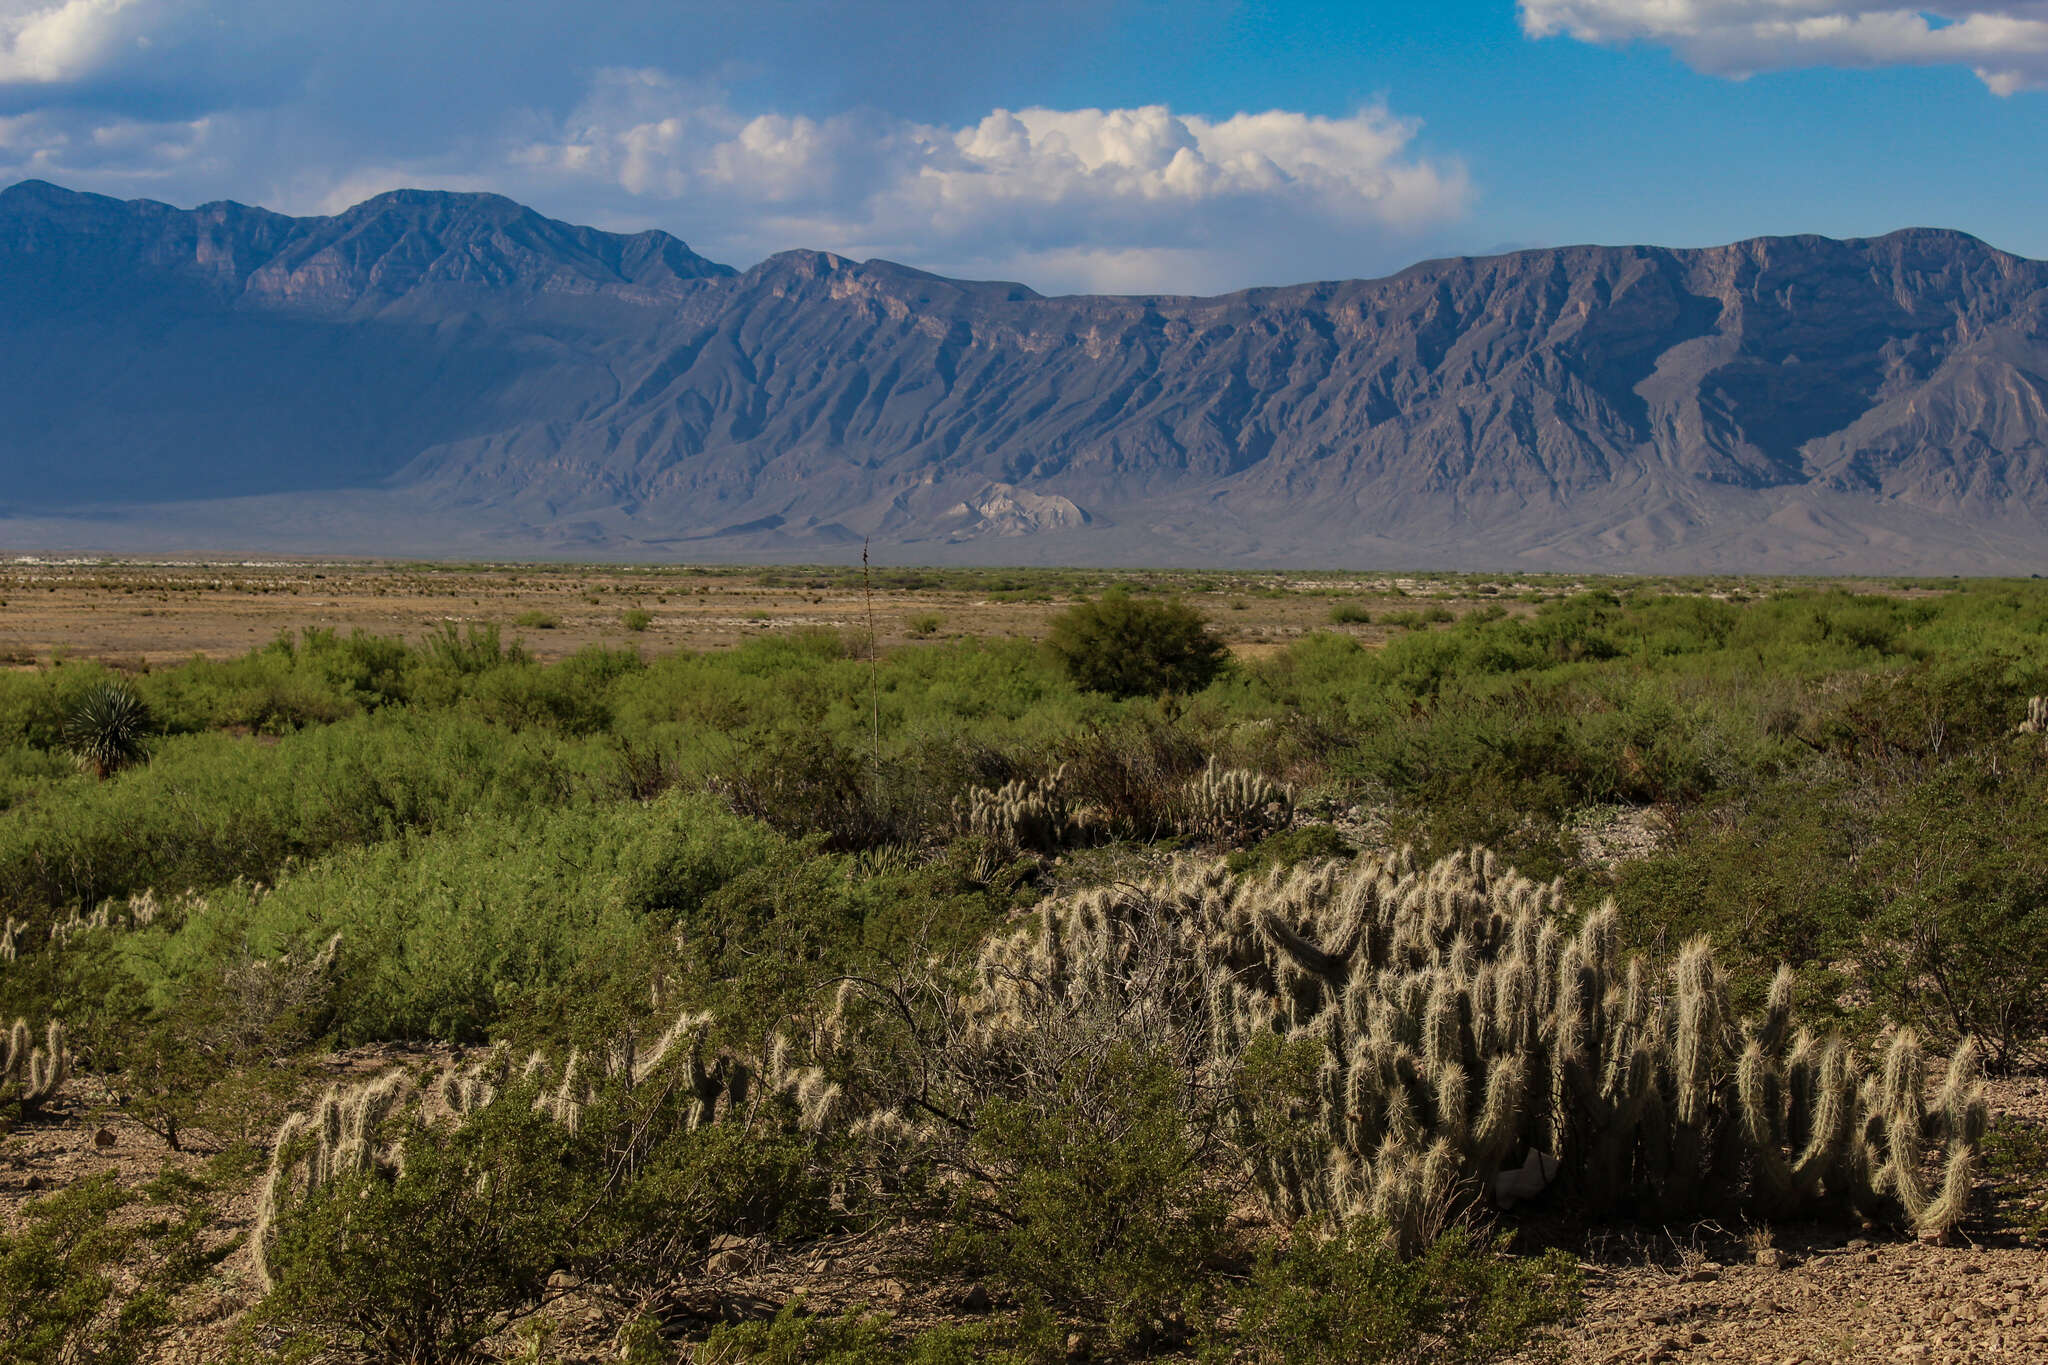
[0,1018,70,1115]
[858,846,1989,1249]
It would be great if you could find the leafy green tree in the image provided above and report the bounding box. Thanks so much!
[1044,591,1227,699]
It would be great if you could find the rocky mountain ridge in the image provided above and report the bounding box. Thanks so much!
[2,180,2045,570]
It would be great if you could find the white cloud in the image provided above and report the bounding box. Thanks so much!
[0,0,167,85]
[1520,1,2048,94]
[510,71,1472,293]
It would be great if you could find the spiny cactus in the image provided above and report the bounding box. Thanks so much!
[0,1018,70,1115]
[1180,757,1293,843]
[2020,696,2048,736]
[829,846,1987,1250]
[251,1069,413,1289]
[0,916,21,963]
[953,767,1082,856]
[253,1007,833,1290]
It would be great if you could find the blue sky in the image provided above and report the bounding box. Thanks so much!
[2,1,2043,293]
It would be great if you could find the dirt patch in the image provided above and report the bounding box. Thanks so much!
[0,559,1784,668]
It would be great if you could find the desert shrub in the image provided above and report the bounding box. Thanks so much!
[257,1053,834,1363]
[0,747,69,814]
[257,1100,588,1362]
[1054,715,1208,838]
[1860,753,2048,1070]
[138,792,776,1042]
[700,1304,1061,1364]
[622,608,653,632]
[1329,603,1371,625]
[932,1045,1230,1347]
[0,1171,224,1365]
[0,712,592,921]
[1044,590,1228,699]
[1225,1222,1579,1364]
[422,622,526,676]
[718,726,911,853]
[512,609,559,630]
[1226,822,1354,877]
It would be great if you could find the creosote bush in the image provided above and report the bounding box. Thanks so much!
[1225,1219,1580,1364]
[1044,590,1228,699]
[933,1044,1230,1348]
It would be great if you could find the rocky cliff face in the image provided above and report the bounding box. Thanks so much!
[3,180,2045,570]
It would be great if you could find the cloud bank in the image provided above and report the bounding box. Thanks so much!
[503,73,1470,293]
[1521,1,2048,94]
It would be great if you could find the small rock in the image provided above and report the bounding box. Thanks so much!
[960,1283,993,1314]
[92,1127,115,1150]
[1063,1331,1090,1360]
[22,1174,43,1191]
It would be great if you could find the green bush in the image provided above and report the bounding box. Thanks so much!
[258,1072,833,1363]
[258,1100,588,1362]
[1222,1222,1579,1364]
[701,1303,1061,1364]
[1328,604,1371,625]
[1860,753,2048,1070]
[1044,591,1228,699]
[0,711,594,922]
[512,610,559,630]
[0,1171,224,1365]
[934,1045,1229,1347]
[622,608,653,632]
[1226,823,1354,877]
[134,792,777,1042]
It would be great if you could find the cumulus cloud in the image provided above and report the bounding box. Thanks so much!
[1520,1,2048,94]
[0,0,151,84]
[509,72,1472,293]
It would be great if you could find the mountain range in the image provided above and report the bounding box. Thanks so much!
[2,178,2046,571]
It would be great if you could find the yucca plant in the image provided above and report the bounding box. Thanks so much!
[63,680,153,779]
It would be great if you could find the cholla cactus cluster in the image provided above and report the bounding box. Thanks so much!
[953,767,1082,855]
[2020,696,2048,741]
[0,1018,72,1116]
[1181,757,1294,843]
[20,889,204,957]
[953,757,1294,856]
[252,1071,412,1290]
[860,847,1984,1249]
[252,1007,840,1290]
